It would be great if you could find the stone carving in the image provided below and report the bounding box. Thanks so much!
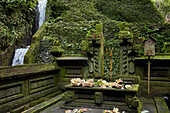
[144,38,156,56]
[84,23,104,78]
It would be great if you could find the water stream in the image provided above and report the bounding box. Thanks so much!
[12,0,47,66]
[38,0,47,28]
[12,46,30,66]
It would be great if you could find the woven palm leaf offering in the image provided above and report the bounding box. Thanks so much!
[71,78,82,87]
[103,107,120,113]
[103,110,113,113]
[125,84,133,90]
[65,108,87,113]
[114,78,123,89]
[82,79,95,87]
[97,79,113,88]
[97,79,123,89]
[116,78,123,84]
[97,79,107,88]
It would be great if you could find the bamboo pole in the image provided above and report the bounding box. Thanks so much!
[110,48,112,80]
[148,56,150,98]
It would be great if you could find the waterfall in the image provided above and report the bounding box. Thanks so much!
[38,0,47,28]
[12,46,30,66]
[11,0,47,66]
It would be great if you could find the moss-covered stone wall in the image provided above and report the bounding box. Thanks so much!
[135,55,170,97]
[0,45,15,66]
[24,23,46,64]
[0,64,61,113]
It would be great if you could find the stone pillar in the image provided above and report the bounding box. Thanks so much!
[119,31,135,76]
[85,23,104,78]
[120,45,128,75]
[128,50,136,76]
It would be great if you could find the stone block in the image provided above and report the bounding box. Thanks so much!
[95,92,103,104]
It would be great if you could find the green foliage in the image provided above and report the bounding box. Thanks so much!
[47,0,110,22]
[152,0,170,20]
[96,23,103,32]
[129,23,170,53]
[0,0,36,52]
[162,42,170,53]
[48,0,70,19]
[44,20,98,54]
[95,0,164,23]
[38,0,169,76]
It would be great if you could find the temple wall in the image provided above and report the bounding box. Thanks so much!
[0,46,15,66]
[0,64,61,113]
[135,56,170,97]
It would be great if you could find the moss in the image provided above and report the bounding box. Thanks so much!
[48,0,110,22]
[162,42,170,53]
[49,46,64,57]
[119,22,128,31]
[95,0,164,24]
[96,23,103,32]
[0,0,36,52]
[0,45,15,66]
[24,41,40,64]
[61,54,84,57]
[0,64,59,79]
[32,23,46,43]
[119,31,133,39]
[136,54,170,60]
[24,23,46,64]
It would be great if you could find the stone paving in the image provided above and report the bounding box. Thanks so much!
[41,101,125,113]
[41,101,106,113]
[41,98,159,113]
[24,94,169,113]
[139,98,157,113]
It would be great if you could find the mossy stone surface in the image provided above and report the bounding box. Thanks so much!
[95,0,164,24]
[0,45,15,66]
[49,46,64,57]
[0,64,59,80]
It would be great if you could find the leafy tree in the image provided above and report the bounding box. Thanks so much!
[152,0,170,22]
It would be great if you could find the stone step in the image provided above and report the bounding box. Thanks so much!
[154,97,169,113]
[64,74,83,78]
[62,101,138,113]
[75,99,127,106]
[22,93,64,113]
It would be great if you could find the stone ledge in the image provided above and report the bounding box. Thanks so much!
[0,64,59,80]
[140,80,170,87]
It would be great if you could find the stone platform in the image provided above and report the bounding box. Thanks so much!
[23,94,169,113]
[61,83,141,113]
[64,84,139,102]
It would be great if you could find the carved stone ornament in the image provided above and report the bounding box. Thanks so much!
[144,39,156,56]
